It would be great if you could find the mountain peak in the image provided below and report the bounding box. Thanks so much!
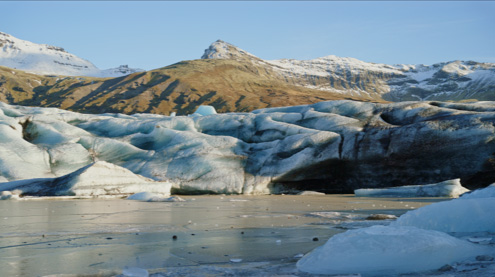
[201,40,259,61]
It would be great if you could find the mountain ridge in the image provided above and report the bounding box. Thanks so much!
[0,35,494,115]
[201,40,495,101]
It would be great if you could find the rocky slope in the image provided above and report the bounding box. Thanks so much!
[0,59,369,115]
[0,100,494,194]
[0,32,143,77]
[0,37,494,116]
[204,40,495,102]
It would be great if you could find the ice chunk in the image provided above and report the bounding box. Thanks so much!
[122,267,149,277]
[0,191,19,200]
[392,197,495,232]
[193,105,217,116]
[0,161,173,197]
[461,184,495,199]
[354,179,469,198]
[127,192,184,202]
[297,225,482,275]
[297,191,325,196]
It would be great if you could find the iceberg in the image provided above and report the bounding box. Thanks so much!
[297,225,482,275]
[392,184,495,233]
[354,179,469,198]
[192,105,217,116]
[298,184,495,275]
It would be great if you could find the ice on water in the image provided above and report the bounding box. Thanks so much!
[297,225,482,275]
[298,183,495,275]
[355,179,470,198]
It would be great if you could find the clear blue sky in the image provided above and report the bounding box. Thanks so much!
[2,1,494,71]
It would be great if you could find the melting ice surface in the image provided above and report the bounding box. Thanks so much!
[297,185,495,276]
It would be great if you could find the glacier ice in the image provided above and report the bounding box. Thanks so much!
[354,179,469,198]
[0,161,172,197]
[392,185,495,233]
[461,184,495,199]
[298,183,495,275]
[127,192,184,202]
[192,105,217,116]
[1,100,495,194]
[296,225,483,275]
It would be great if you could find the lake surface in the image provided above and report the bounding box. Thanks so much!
[0,195,447,276]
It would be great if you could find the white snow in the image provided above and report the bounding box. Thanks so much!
[354,179,469,198]
[269,55,403,77]
[0,32,143,77]
[201,40,259,61]
[202,39,495,101]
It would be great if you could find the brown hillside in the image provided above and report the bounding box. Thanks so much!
[0,60,376,115]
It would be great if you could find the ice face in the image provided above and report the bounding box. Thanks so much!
[1,100,495,194]
[296,225,483,275]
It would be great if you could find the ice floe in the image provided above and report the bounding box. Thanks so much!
[354,179,469,198]
[298,184,495,275]
[297,225,483,275]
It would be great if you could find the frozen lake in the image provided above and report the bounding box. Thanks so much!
[0,195,447,276]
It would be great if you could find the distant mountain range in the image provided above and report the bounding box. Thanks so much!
[0,32,494,115]
[0,32,143,77]
[203,40,495,102]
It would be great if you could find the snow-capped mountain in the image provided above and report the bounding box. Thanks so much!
[202,40,495,101]
[0,32,143,77]
[95,64,144,78]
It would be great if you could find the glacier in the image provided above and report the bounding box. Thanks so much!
[297,182,495,276]
[0,100,495,196]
